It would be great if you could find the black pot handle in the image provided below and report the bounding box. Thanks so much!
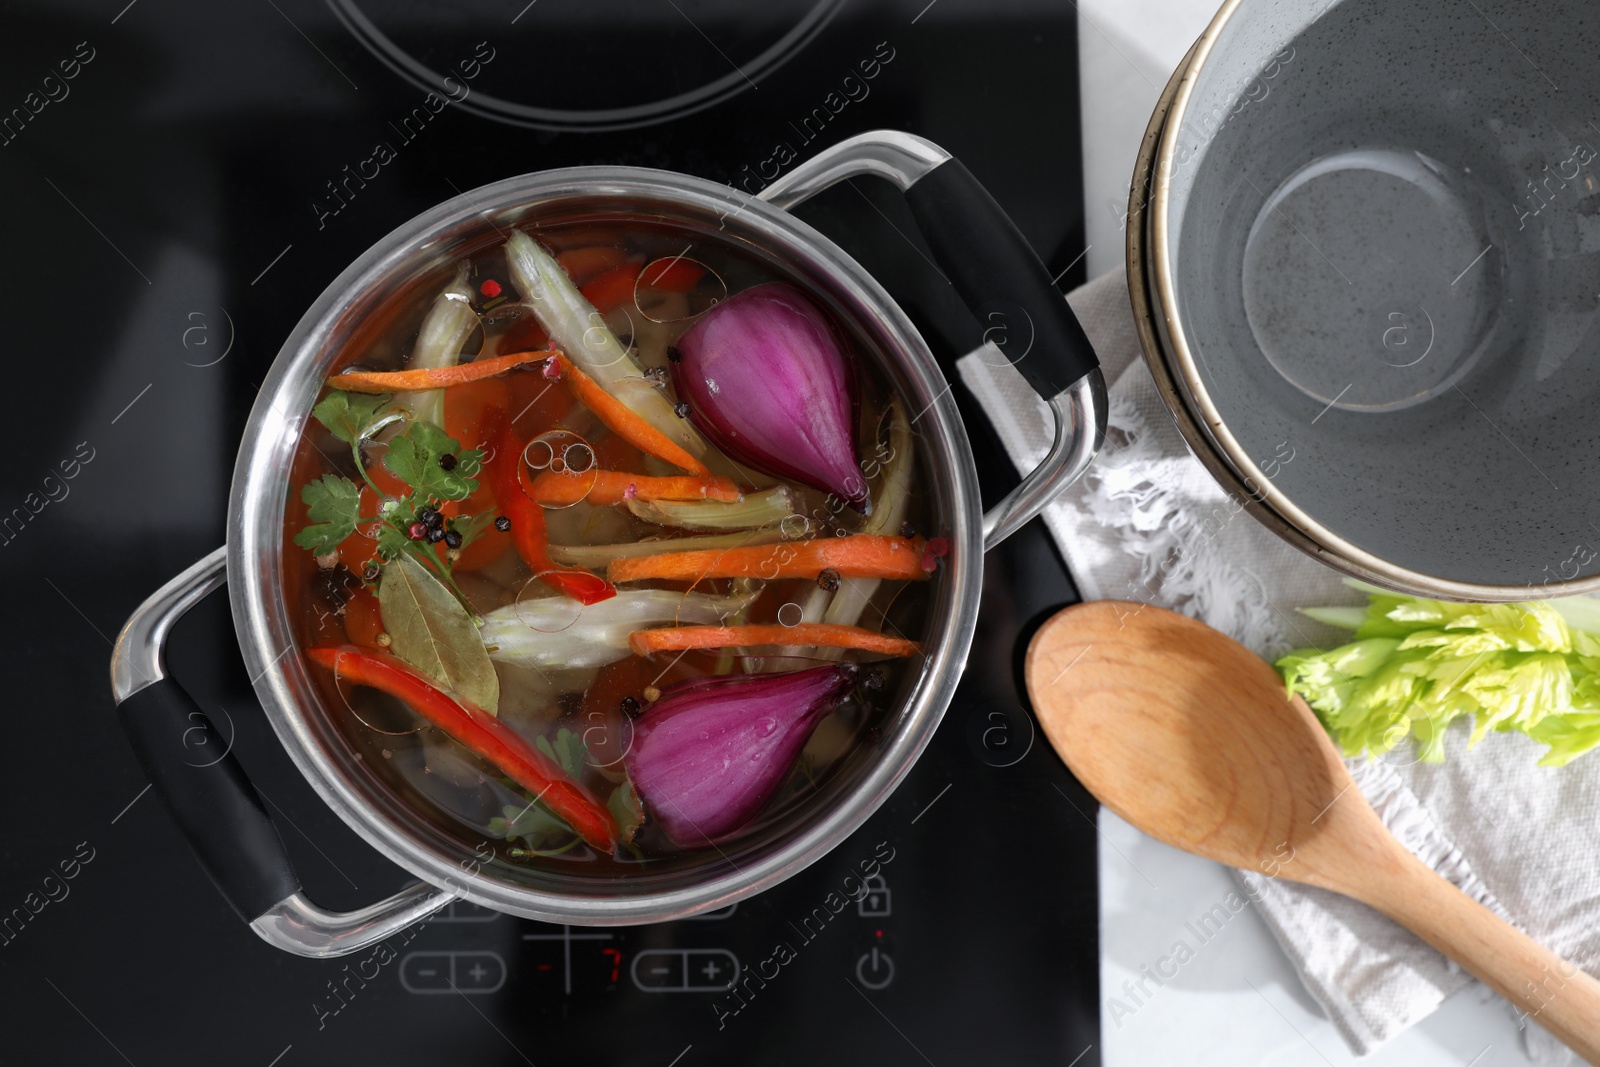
[112,547,453,956]
[902,157,1098,398]
[758,131,1108,548]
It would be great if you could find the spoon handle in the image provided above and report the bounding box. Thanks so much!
[1367,852,1600,1063]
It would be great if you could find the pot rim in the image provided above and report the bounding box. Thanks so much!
[226,166,982,923]
[1146,0,1600,602]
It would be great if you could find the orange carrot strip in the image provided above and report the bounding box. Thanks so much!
[629,623,919,658]
[525,467,741,508]
[608,535,928,584]
[327,350,550,393]
[555,353,709,476]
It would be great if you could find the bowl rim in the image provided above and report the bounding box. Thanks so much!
[225,166,982,923]
[1128,37,1443,595]
[1146,0,1600,602]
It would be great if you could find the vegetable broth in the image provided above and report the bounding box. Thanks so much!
[284,216,938,875]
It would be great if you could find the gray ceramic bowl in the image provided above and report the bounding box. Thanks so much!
[1146,0,1600,600]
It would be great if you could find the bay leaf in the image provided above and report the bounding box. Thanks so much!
[378,552,500,715]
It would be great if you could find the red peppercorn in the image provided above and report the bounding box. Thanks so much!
[479,278,502,298]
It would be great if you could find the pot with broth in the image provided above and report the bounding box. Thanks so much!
[285,219,939,870]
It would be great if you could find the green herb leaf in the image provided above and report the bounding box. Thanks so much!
[451,511,497,553]
[535,727,589,779]
[377,551,499,714]
[383,422,479,502]
[607,779,645,843]
[488,802,569,843]
[312,391,395,445]
[292,475,362,555]
[373,521,411,562]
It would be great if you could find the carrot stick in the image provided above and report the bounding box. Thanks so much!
[523,466,741,507]
[554,353,709,476]
[608,534,928,584]
[629,623,919,658]
[328,350,550,393]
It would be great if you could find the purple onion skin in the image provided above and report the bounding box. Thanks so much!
[624,664,858,849]
[672,282,869,512]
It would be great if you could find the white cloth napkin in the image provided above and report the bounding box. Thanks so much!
[957,268,1600,1061]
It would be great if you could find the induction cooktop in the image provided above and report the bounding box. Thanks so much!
[0,2,1096,1063]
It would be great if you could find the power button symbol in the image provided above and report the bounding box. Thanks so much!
[855,946,895,990]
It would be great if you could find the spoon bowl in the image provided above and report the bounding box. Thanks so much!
[1025,601,1600,1063]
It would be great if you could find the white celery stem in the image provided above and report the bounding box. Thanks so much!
[482,589,753,673]
[504,231,706,457]
[627,487,794,531]
[823,399,915,636]
[401,262,477,429]
[547,528,785,569]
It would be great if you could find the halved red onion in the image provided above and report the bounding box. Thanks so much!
[671,282,869,511]
[623,663,858,848]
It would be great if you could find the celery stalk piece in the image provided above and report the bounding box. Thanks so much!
[824,399,915,633]
[762,582,836,673]
[400,262,477,429]
[1278,588,1600,766]
[1298,606,1367,631]
[482,589,753,672]
[546,528,786,569]
[626,486,794,531]
[504,231,706,459]
[1550,596,1600,638]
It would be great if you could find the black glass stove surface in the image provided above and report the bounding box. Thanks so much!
[0,1,1097,1063]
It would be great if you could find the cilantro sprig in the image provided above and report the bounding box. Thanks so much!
[294,392,487,612]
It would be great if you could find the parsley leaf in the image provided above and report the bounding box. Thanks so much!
[292,475,362,555]
[487,802,570,843]
[373,519,411,562]
[451,511,498,553]
[535,727,590,778]
[311,391,396,445]
[383,422,480,502]
[487,730,598,846]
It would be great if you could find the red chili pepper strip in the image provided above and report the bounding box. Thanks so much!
[307,645,619,852]
[488,415,616,605]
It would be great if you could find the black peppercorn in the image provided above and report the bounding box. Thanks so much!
[862,667,885,692]
[900,521,916,539]
[620,696,641,718]
[362,561,380,582]
[443,529,463,549]
[438,453,458,471]
[494,515,511,532]
[817,567,841,592]
[673,401,690,418]
[666,345,682,364]
[426,526,446,544]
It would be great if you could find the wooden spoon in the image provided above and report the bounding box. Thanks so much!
[1025,601,1600,1063]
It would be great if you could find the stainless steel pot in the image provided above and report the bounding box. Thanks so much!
[110,131,1107,958]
